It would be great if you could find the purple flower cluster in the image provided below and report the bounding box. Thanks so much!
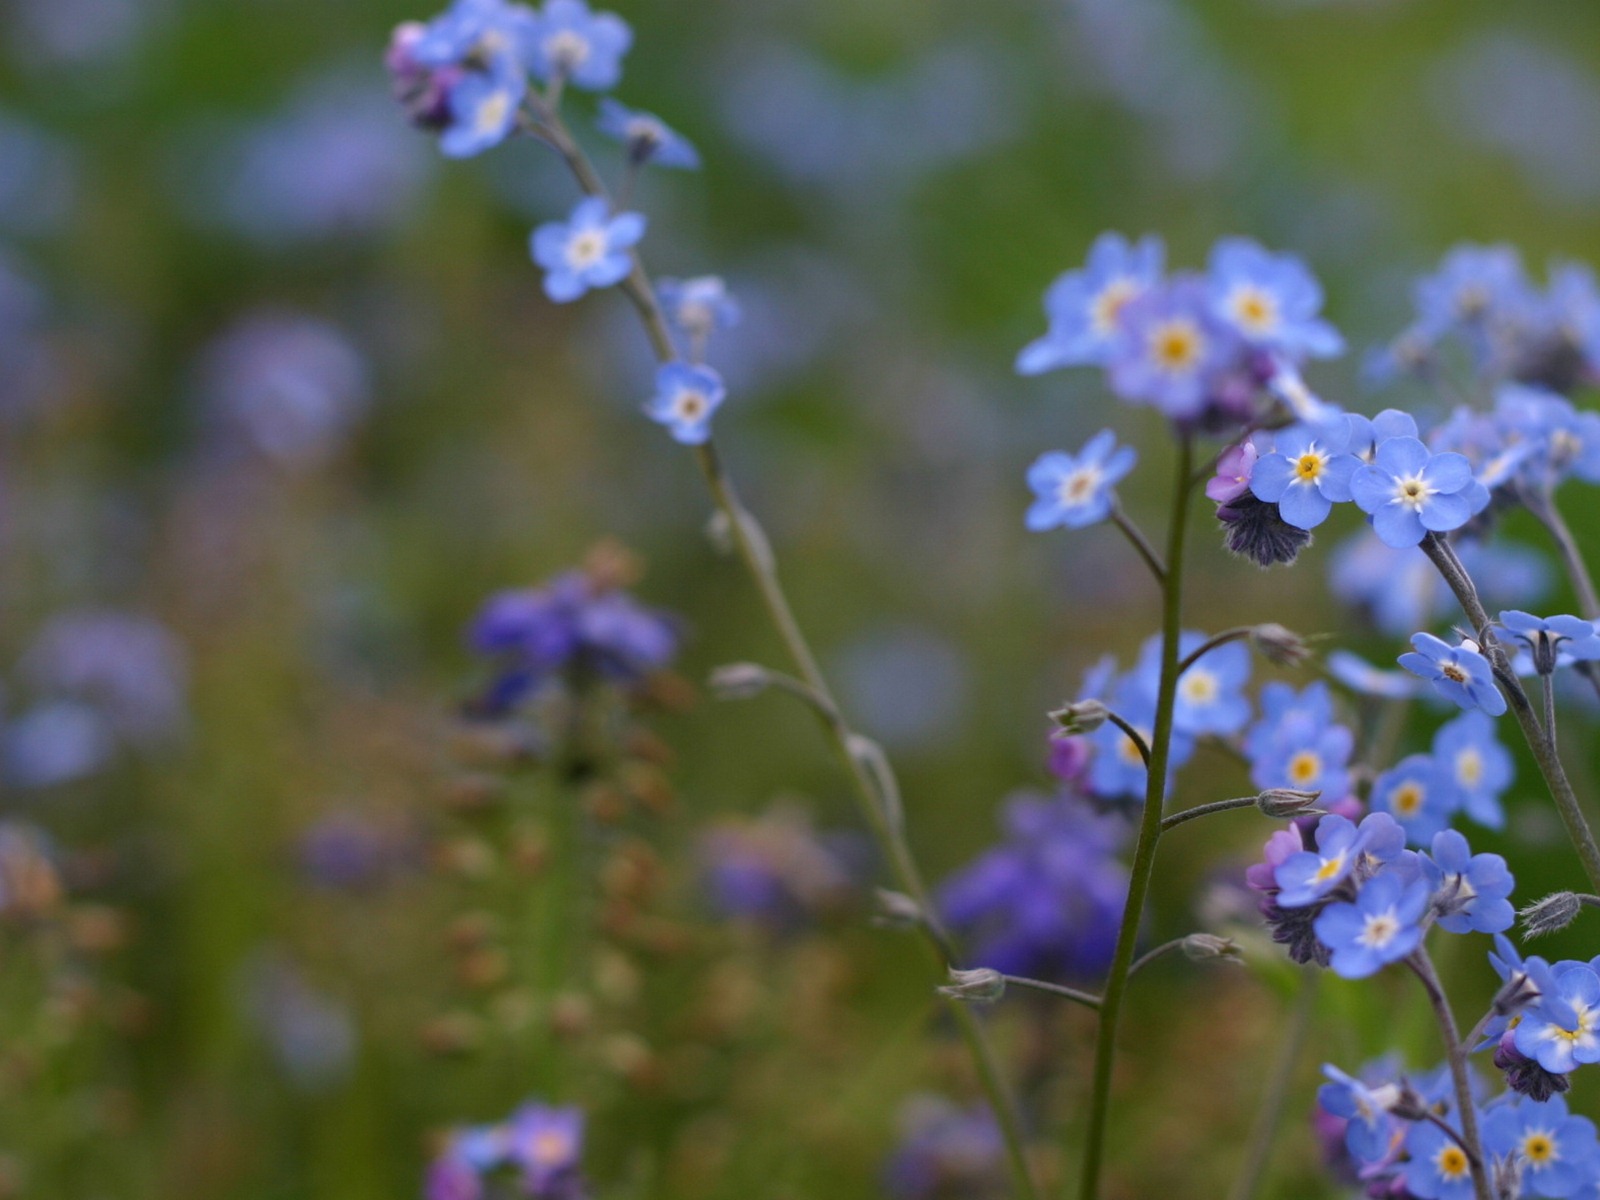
[884,1096,1007,1200]
[697,806,863,930]
[425,1102,585,1200]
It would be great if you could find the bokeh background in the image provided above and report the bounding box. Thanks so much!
[6,0,1600,1195]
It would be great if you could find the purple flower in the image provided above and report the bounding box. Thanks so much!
[530,196,645,303]
[698,806,860,929]
[1206,438,1259,505]
[1399,633,1507,716]
[1349,437,1479,548]
[644,362,725,445]
[1016,232,1164,374]
[884,1097,1006,1200]
[506,1104,584,1196]
[1024,429,1136,531]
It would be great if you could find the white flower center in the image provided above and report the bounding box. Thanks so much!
[1391,474,1435,511]
[1180,669,1219,705]
[1057,466,1103,508]
[625,115,665,145]
[672,389,709,422]
[1089,277,1138,337]
[1357,907,1401,949]
[1229,284,1279,334]
[1456,748,1483,787]
[544,29,592,69]
[565,229,608,270]
[473,89,513,137]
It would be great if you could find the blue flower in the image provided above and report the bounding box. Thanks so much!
[1400,633,1507,716]
[1326,649,1423,699]
[1024,430,1136,531]
[1496,386,1600,490]
[1413,242,1536,337]
[885,1098,1007,1200]
[410,0,535,73]
[1421,829,1513,934]
[644,363,725,445]
[1317,1064,1402,1164]
[1085,674,1194,802]
[1016,232,1164,374]
[1482,1096,1600,1198]
[656,276,741,347]
[1481,933,1556,1047]
[1371,754,1462,846]
[1501,610,1600,674]
[596,98,700,169]
[530,196,645,303]
[439,70,524,158]
[1246,682,1354,801]
[1349,436,1479,548]
[1432,711,1513,830]
[525,0,631,92]
[1206,237,1344,359]
[1274,812,1405,908]
[1248,423,1362,530]
[1313,868,1431,978]
[1401,1116,1478,1200]
[1515,962,1600,1074]
[1132,630,1251,737]
[1107,277,1240,419]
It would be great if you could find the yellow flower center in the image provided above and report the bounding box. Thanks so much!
[1089,278,1138,336]
[1524,1132,1557,1165]
[1180,670,1219,705]
[1287,750,1321,787]
[1294,451,1325,483]
[1117,727,1151,767]
[1312,851,1346,884]
[1230,285,1279,334]
[1392,783,1425,817]
[1147,319,1203,373]
[1435,1144,1470,1181]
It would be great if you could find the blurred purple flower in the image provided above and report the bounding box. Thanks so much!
[239,950,356,1093]
[19,610,187,747]
[885,1096,1007,1200]
[698,805,862,929]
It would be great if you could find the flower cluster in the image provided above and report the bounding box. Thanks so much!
[425,1101,585,1200]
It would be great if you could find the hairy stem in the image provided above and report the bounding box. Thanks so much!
[1003,975,1103,1010]
[1159,796,1258,833]
[530,92,1040,1199]
[1406,948,1491,1200]
[1227,971,1319,1200]
[1421,534,1600,892]
[1078,436,1195,1200]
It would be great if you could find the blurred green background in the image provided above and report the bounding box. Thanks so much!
[7,0,1600,1195]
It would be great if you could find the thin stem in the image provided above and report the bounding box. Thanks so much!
[1104,712,1152,769]
[1110,501,1167,584]
[1160,795,1258,833]
[1545,674,1560,760]
[1405,948,1491,1200]
[1421,534,1600,892]
[529,92,1041,1200]
[1177,627,1253,676]
[1227,971,1319,1200]
[1079,436,1195,1200]
[1524,487,1600,618]
[1002,975,1103,1010]
[1127,938,1187,978]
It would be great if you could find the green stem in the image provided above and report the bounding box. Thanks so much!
[1420,534,1600,892]
[1110,502,1167,584]
[1406,947,1491,1200]
[1227,971,1318,1200]
[1003,975,1103,1010]
[1158,795,1257,833]
[1176,627,1253,676]
[1078,436,1195,1200]
[528,90,1040,1200]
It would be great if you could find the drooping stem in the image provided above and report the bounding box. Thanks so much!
[528,91,1040,1200]
[1103,712,1152,768]
[1159,795,1258,833]
[1003,975,1103,1010]
[1078,436,1195,1200]
[1110,501,1167,584]
[1406,948,1491,1200]
[1126,937,1189,978]
[1420,534,1600,892]
[1176,626,1254,676]
[1227,971,1319,1200]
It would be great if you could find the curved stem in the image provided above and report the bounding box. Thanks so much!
[1405,948,1491,1200]
[527,92,1040,1200]
[1002,975,1103,1010]
[1127,937,1188,978]
[1227,971,1318,1200]
[1110,502,1167,584]
[1078,436,1195,1200]
[1104,711,1152,769]
[1421,534,1600,892]
[1177,627,1253,676]
[1159,795,1258,833]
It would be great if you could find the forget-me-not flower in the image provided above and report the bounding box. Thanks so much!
[1515,962,1600,1074]
[1016,232,1164,374]
[1414,242,1536,336]
[525,0,632,91]
[1482,1096,1600,1199]
[1500,610,1600,675]
[530,196,645,302]
[644,362,725,445]
[1132,630,1251,737]
[1248,422,1362,530]
[1432,711,1512,830]
[1421,829,1513,934]
[1085,674,1194,802]
[1246,682,1354,801]
[1108,277,1238,419]
[657,276,741,347]
[1401,1116,1478,1200]
[596,98,700,168]
[1318,1065,1402,1165]
[1400,633,1507,716]
[1371,754,1461,846]
[1350,437,1479,548]
[1024,430,1136,531]
[1274,812,1405,908]
[1206,237,1344,359]
[440,70,523,157]
[1313,868,1431,978]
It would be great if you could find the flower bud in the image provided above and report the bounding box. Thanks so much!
[1256,788,1323,819]
[1387,1081,1430,1122]
[708,662,772,701]
[937,967,1006,1004]
[1520,892,1583,938]
[1182,933,1243,963]
[1251,623,1312,667]
[1051,699,1109,735]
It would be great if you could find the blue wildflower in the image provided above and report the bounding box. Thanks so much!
[1314,868,1431,978]
[885,1098,1006,1200]
[1349,436,1478,548]
[1401,1116,1478,1200]
[1326,649,1423,699]
[1024,430,1137,531]
[1132,630,1251,737]
[644,362,725,445]
[1431,711,1513,830]
[1501,610,1600,675]
[1421,829,1513,934]
[1515,962,1600,1074]
[1400,634,1507,716]
[698,807,860,929]
[1016,232,1164,374]
[1248,422,1362,530]
[525,0,631,92]
[1274,812,1405,908]
[1206,237,1344,359]
[1107,277,1239,419]
[1413,242,1536,338]
[439,69,523,158]
[1318,1065,1403,1164]
[1482,1096,1600,1199]
[596,98,700,169]
[530,196,645,303]
[1495,385,1600,489]
[656,276,741,348]
[1371,754,1461,846]
[409,0,535,73]
[1246,682,1354,801]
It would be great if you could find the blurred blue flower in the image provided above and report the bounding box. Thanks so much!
[240,951,356,1093]
[1085,673,1194,801]
[1481,1095,1600,1197]
[1107,276,1239,419]
[1371,754,1461,846]
[1017,232,1164,374]
[596,98,699,169]
[1023,430,1136,531]
[1206,237,1343,359]
[1495,385,1600,488]
[1132,630,1250,737]
[441,70,523,158]
[531,196,645,302]
[1432,711,1512,830]
[1246,682,1354,801]
[1317,1064,1403,1164]
[1501,610,1600,675]
[3,700,114,789]
[1325,650,1422,700]
[525,0,630,91]
[698,806,861,929]
[1400,633,1506,716]
[656,276,740,351]
[0,112,77,237]
[644,362,724,445]
[1313,869,1430,978]
[1349,437,1478,548]
[1414,242,1536,338]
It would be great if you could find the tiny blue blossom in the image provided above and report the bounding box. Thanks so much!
[1515,962,1600,1074]
[1371,754,1462,846]
[596,98,700,169]
[1274,812,1405,908]
[657,276,741,346]
[1313,868,1431,978]
[1024,431,1136,532]
[1206,236,1344,359]
[530,196,645,303]
[439,69,524,158]
[525,0,631,91]
[1482,1096,1600,1199]
[644,362,725,445]
[1501,610,1600,674]
[1318,1064,1403,1165]
[1400,633,1507,716]
[1421,829,1513,934]
[1496,385,1600,489]
[1132,630,1251,737]
[1413,242,1536,338]
[410,0,535,72]
[1248,423,1361,530]
[1350,436,1479,548]
[1401,1116,1479,1200]
[1481,933,1556,1047]
[1246,682,1355,801]
[1107,277,1239,419]
[1016,232,1164,374]
[1325,649,1423,699]
[1431,711,1513,830]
